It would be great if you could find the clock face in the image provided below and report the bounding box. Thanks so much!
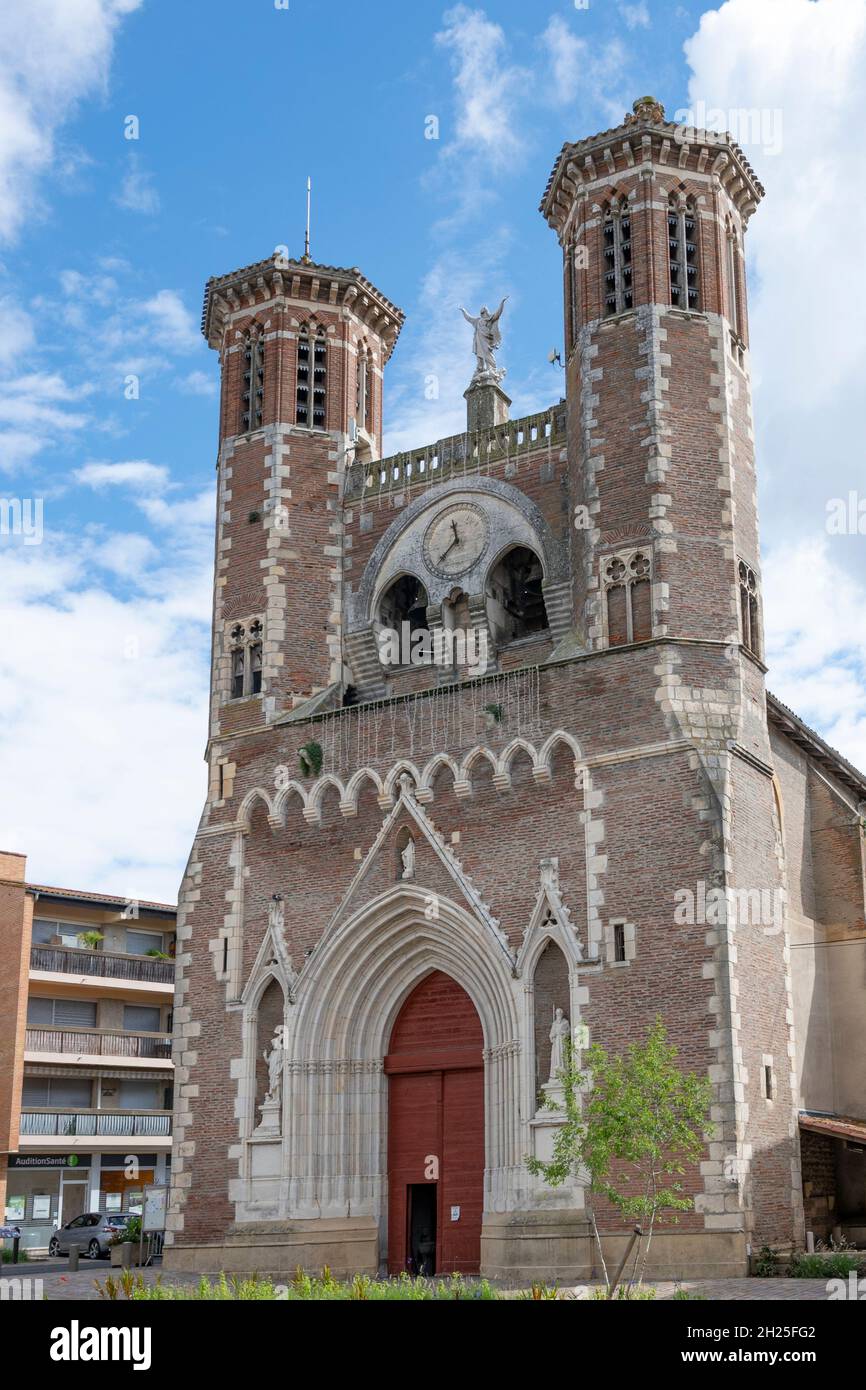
[423,503,489,579]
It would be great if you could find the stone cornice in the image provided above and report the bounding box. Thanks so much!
[201,254,404,358]
[540,110,765,237]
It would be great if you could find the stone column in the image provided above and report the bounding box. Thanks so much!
[464,378,511,432]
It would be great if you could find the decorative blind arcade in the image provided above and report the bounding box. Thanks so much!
[605,551,652,646]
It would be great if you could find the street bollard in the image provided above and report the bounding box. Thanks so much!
[12,1235,20,1265]
[68,1244,79,1272]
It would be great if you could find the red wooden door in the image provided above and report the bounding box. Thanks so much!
[385,972,484,1275]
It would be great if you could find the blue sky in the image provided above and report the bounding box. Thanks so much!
[1,0,864,900]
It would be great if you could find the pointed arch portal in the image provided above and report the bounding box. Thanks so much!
[385,971,484,1276]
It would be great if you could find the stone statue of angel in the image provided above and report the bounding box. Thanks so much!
[459,297,508,378]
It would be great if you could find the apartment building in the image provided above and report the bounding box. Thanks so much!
[0,850,176,1253]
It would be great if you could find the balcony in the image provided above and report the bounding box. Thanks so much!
[25,1026,172,1062]
[20,1108,172,1138]
[344,405,567,502]
[30,943,174,986]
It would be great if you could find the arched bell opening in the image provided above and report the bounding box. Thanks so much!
[485,546,548,646]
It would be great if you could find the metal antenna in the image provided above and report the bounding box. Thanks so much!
[303,177,312,263]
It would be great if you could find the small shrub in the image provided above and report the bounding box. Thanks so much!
[754,1244,779,1277]
[298,741,323,777]
[110,1215,141,1247]
[518,1281,559,1300]
[1,1247,28,1263]
[100,1267,502,1302]
[789,1251,860,1279]
[77,930,104,949]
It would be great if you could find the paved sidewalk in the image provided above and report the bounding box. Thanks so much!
[0,1266,837,1301]
[569,1278,834,1301]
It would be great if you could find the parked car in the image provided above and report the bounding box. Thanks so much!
[48,1212,131,1259]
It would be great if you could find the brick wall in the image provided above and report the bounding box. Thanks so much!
[0,853,31,1222]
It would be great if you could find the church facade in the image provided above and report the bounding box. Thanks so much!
[164,98,866,1281]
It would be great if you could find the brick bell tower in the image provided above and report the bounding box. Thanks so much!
[540,98,804,1255]
[201,253,404,746]
[541,94,765,661]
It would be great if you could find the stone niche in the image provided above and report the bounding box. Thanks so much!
[246,976,285,1207]
[529,939,572,1180]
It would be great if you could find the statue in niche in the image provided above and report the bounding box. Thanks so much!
[263,1024,285,1105]
[459,298,508,380]
[400,837,416,881]
[547,1007,570,1085]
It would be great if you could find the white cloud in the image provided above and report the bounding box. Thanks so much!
[434,4,527,169]
[763,537,866,771]
[115,154,160,215]
[0,431,47,470]
[59,268,119,306]
[138,289,199,354]
[75,459,170,492]
[0,528,211,901]
[384,238,513,455]
[538,16,628,120]
[0,269,201,476]
[684,0,866,772]
[93,531,158,579]
[620,2,651,29]
[0,0,142,243]
[177,369,217,397]
[0,370,90,470]
[135,488,215,532]
[0,296,35,365]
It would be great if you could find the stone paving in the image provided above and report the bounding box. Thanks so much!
[0,1264,837,1302]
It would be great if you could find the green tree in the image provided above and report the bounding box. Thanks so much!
[526,1017,713,1294]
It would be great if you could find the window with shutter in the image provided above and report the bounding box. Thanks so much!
[123,1005,161,1033]
[22,1078,51,1106]
[119,1080,161,1110]
[27,997,96,1027]
[27,997,53,1026]
[53,999,97,1028]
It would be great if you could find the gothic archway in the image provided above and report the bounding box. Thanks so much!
[283,885,522,1233]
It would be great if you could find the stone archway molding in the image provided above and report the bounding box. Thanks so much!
[275,883,524,1222]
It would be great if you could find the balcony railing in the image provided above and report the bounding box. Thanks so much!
[25,1026,172,1061]
[30,944,174,985]
[20,1108,172,1137]
[344,405,567,501]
